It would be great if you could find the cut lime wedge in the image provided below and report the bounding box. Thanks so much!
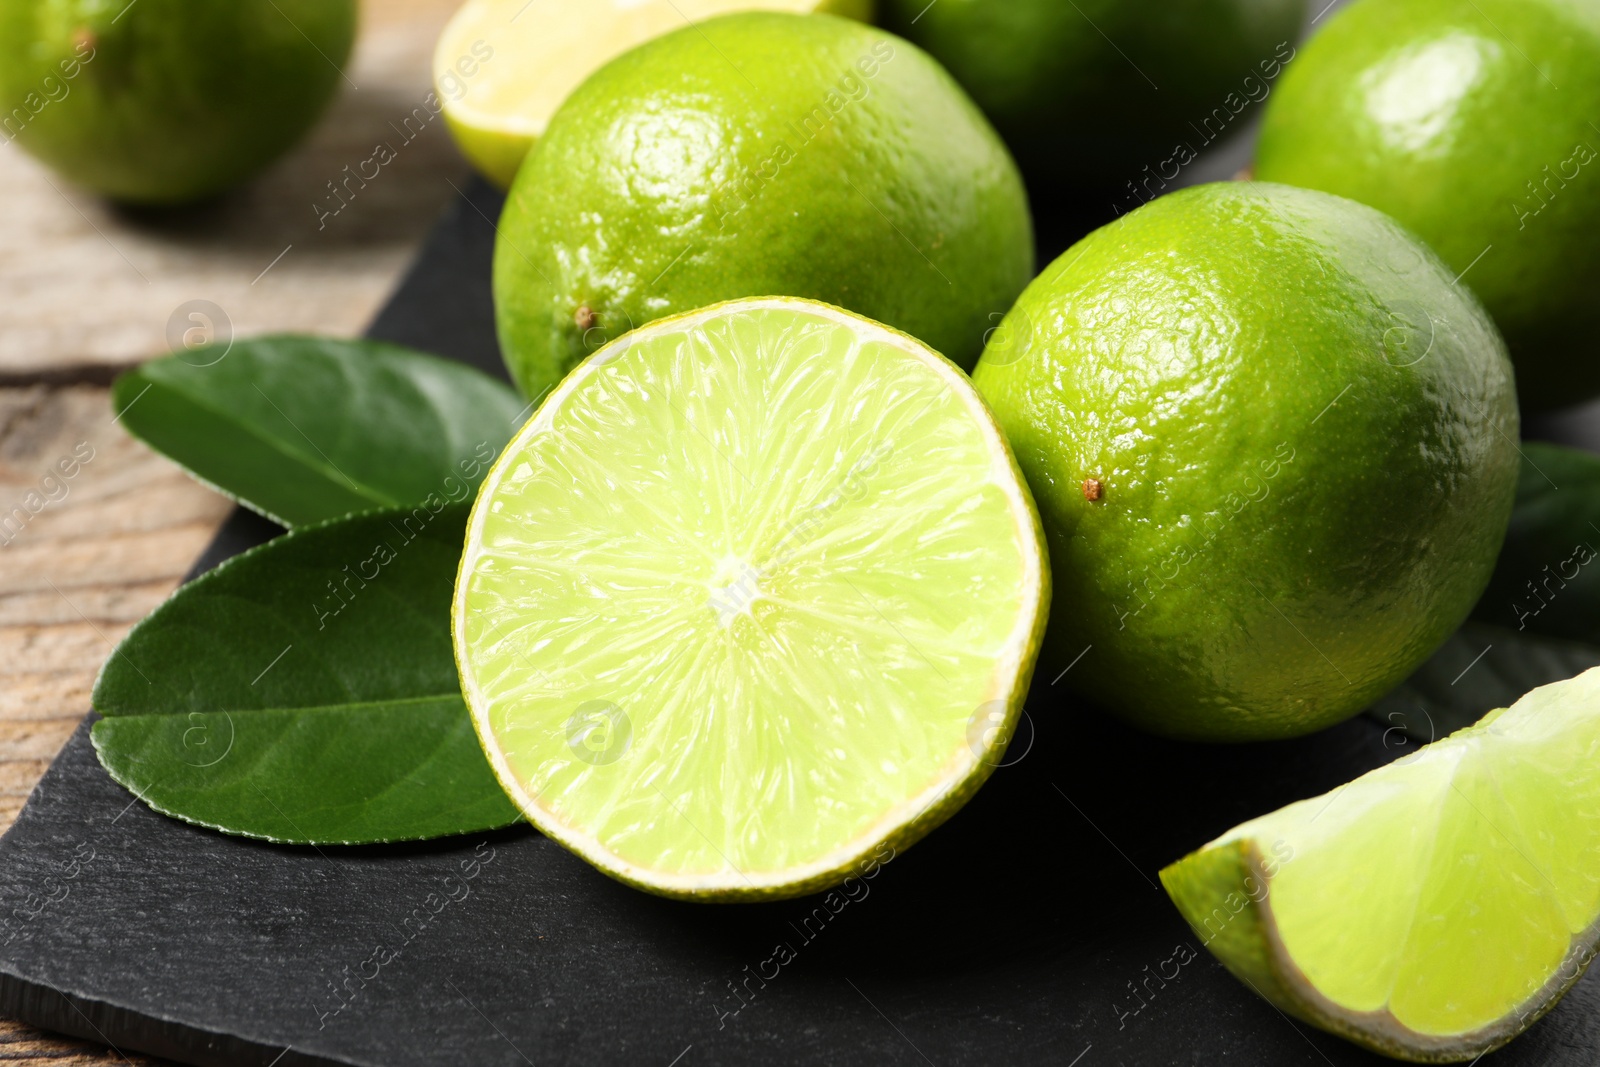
[1162,667,1600,1062]
[433,0,873,188]
[453,297,1048,900]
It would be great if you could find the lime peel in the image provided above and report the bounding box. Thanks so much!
[972,181,1518,741]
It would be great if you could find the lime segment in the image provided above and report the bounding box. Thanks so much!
[1162,667,1600,1061]
[433,0,871,188]
[453,298,1048,900]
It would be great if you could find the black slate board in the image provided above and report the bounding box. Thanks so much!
[7,172,1600,1067]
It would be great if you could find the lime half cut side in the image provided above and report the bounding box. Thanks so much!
[434,0,872,188]
[453,297,1049,900]
[1162,667,1600,1062]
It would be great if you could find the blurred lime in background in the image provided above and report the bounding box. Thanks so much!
[881,0,1308,201]
[1255,0,1600,412]
[0,0,357,204]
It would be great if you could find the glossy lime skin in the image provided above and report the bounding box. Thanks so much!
[880,0,1307,196]
[973,182,1519,742]
[1255,0,1600,412]
[0,0,355,204]
[492,12,1033,400]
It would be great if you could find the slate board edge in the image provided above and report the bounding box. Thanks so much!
[0,724,347,1067]
[0,178,509,1066]
[0,976,336,1067]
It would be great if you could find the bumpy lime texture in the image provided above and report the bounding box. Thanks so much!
[492,11,1033,401]
[881,0,1307,195]
[0,0,355,204]
[973,182,1519,742]
[1255,0,1600,412]
[1163,668,1600,1061]
[456,298,1048,900]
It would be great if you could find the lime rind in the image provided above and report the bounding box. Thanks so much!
[453,297,1048,900]
[1162,667,1600,1061]
[1165,839,1598,1062]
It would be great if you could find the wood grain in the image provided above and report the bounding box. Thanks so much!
[0,386,230,1063]
[0,0,471,382]
[0,1,472,1061]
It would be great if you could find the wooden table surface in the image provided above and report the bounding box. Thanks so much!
[0,1,471,1060]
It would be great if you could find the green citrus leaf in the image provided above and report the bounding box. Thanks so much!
[1471,441,1600,644]
[111,334,526,528]
[90,504,522,845]
[1370,443,1600,741]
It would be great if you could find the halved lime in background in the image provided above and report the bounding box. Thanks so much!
[1162,667,1600,1061]
[433,0,873,188]
[453,298,1048,900]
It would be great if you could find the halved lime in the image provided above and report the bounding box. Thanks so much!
[433,0,872,188]
[1162,668,1600,1061]
[453,298,1048,900]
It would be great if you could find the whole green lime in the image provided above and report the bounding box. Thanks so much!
[1254,0,1600,412]
[972,182,1519,742]
[492,11,1033,400]
[880,0,1307,198]
[0,0,356,204]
